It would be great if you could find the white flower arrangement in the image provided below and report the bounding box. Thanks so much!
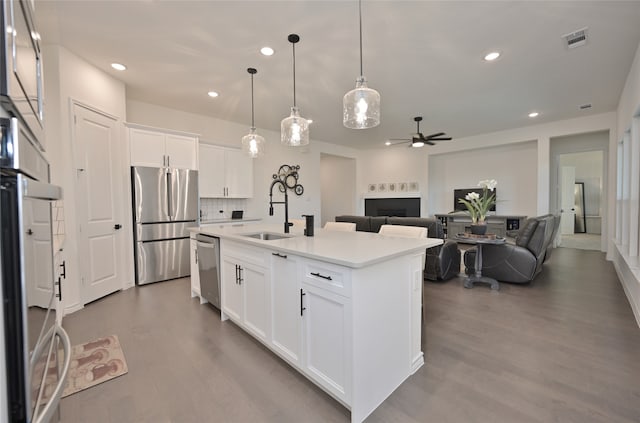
[458,179,497,224]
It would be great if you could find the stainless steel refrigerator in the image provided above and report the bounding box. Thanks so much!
[131,166,198,285]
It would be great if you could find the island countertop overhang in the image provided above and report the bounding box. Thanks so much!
[191,223,443,269]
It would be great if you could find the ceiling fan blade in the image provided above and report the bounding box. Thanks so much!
[426,140,436,146]
[387,140,410,146]
[429,137,452,141]
[425,132,445,139]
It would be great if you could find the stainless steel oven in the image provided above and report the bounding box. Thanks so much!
[1,117,69,423]
[0,0,45,149]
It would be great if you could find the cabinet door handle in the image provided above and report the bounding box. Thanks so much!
[310,272,332,281]
[272,252,287,259]
[238,266,243,284]
[60,261,66,279]
[55,276,62,301]
[300,289,306,316]
[195,250,198,264]
[114,224,122,230]
[235,265,239,284]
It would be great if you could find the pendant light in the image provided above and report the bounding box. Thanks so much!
[343,0,380,129]
[241,68,265,158]
[281,34,309,147]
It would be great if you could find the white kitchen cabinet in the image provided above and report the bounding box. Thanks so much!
[220,241,269,342]
[199,143,253,198]
[221,256,243,322]
[127,124,198,170]
[301,281,351,403]
[189,236,205,303]
[270,253,351,402]
[270,251,302,367]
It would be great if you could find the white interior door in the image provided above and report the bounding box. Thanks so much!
[73,104,125,303]
[560,166,576,235]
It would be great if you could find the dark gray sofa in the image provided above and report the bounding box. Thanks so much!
[334,215,461,281]
[463,214,559,283]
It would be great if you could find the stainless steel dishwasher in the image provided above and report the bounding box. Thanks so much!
[196,234,221,308]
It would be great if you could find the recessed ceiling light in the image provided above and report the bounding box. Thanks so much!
[260,47,274,56]
[207,91,219,98]
[484,51,501,61]
[111,63,127,71]
[528,111,539,118]
[385,141,391,146]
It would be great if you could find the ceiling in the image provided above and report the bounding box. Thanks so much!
[35,1,640,149]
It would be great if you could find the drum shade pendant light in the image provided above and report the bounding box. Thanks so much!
[281,34,309,147]
[241,68,265,158]
[343,0,380,129]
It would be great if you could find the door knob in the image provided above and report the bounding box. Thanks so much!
[26,229,33,235]
[114,224,122,230]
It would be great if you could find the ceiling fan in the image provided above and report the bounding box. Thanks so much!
[387,116,452,147]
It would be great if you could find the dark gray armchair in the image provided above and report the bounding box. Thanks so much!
[463,215,557,283]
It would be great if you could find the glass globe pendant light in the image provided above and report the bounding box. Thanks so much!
[281,34,309,147]
[241,68,265,158]
[343,0,380,129]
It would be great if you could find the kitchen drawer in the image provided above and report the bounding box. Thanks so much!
[221,239,268,267]
[302,260,351,297]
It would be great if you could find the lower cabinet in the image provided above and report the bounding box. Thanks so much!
[271,252,302,367]
[300,282,351,402]
[270,252,351,404]
[220,242,269,343]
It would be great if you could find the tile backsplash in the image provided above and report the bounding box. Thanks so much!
[200,198,248,220]
[52,201,65,236]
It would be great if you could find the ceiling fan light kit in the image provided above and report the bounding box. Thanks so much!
[343,0,380,130]
[281,34,310,147]
[242,67,266,158]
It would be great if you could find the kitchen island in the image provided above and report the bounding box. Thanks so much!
[195,223,443,423]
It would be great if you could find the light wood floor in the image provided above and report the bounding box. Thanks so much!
[60,248,640,422]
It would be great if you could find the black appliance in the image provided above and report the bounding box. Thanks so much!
[1,116,69,423]
[0,0,45,148]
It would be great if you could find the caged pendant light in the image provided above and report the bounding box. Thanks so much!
[241,67,265,158]
[281,34,309,147]
[343,0,380,129]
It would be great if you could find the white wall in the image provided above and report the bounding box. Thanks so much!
[320,154,357,226]
[357,147,430,216]
[43,45,127,315]
[427,141,538,216]
[126,100,360,226]
[613,40,640,326]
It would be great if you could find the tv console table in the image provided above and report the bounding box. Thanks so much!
[435,213,527,238]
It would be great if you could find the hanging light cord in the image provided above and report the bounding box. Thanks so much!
[250,73,255,127]
[359,0,363,76]
[292,41,297,107]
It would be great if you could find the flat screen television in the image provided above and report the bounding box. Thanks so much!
[453,188,497,212]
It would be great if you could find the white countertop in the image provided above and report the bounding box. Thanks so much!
[200,217,262,224]
[193,223,443,268]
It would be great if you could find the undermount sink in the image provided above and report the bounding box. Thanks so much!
[241,232,292,241]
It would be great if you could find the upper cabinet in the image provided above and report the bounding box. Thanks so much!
[127,123,198,170]
[199,143,253,198]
